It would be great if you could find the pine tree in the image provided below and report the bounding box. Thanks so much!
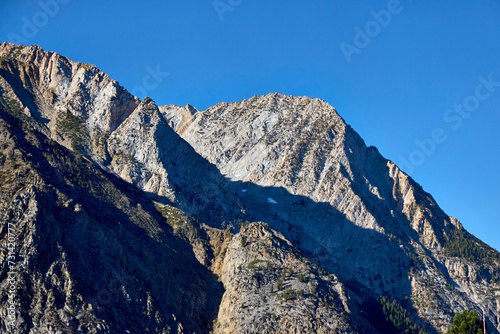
[446,310,483,334]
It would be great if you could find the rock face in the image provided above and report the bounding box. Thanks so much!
[215,221,364,334]
[171,92,500,333]
[0,43,499,334]
[0,110,223,333]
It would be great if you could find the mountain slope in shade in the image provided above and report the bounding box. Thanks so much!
[0,43,499,334]
[0,105,364,334]
[0,42,241,223]
[0,108,224,333]
[163,92,500,333]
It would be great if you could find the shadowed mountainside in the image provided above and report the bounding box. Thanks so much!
[0,42,499,334]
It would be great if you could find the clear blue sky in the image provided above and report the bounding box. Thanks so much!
[1,0,499,251]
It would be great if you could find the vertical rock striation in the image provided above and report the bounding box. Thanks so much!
[0,43,499,334]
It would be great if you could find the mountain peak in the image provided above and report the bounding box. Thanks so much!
[1,44,499,334]
[185,103,198,115]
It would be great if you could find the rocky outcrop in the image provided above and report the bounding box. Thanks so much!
[0,43,499,334]
[0,110,223,333]
[170,92,500,332]
[0,43,242,222]
[0,43,139,158]
[214,221,364,334]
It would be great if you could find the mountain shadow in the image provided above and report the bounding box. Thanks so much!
[0,108,223,333]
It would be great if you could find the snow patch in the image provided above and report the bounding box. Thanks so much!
[267,198,277,204]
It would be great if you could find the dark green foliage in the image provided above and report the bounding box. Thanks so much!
[379,296,428,334]
[446,310,483,334]
[444,228,500,264]
[0,95,31,125]
[247,259,269,270]
[276,277,283,291]
[241,237,247,247]
[214,246,221,257]
[4,98,23,115]
[318,268,328,276]
[55,112,86,152]
[278,288,296,301]
[154,204,184,226]
[0,107,226,333]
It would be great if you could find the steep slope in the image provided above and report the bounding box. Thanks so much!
[0,42,242,223]
[0,100,372,334]
[170,93,500,333]
[215,221,364,334]
[0,43,499,333]
[0,108,224,333]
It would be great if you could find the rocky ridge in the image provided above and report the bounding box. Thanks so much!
[0,42,236,221]
[172,92,500,332]
[0,109,223,333]
[0,42,499,333]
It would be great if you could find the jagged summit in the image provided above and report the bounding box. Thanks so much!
[1,44,499,334]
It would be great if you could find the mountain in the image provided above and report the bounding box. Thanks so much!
[0,104,225,333]
[0,42,499,334]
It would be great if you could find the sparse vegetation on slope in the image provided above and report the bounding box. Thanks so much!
[55,112,86,152]
[444,228,500,264]
[380,296,429,334]
[1,43,500,334]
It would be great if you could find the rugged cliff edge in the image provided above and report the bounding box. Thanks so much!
[171,91,500,332]
[0,109,223,333]
[0,43,499,334]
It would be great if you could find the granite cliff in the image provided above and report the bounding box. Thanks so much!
[0,43,499,333]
